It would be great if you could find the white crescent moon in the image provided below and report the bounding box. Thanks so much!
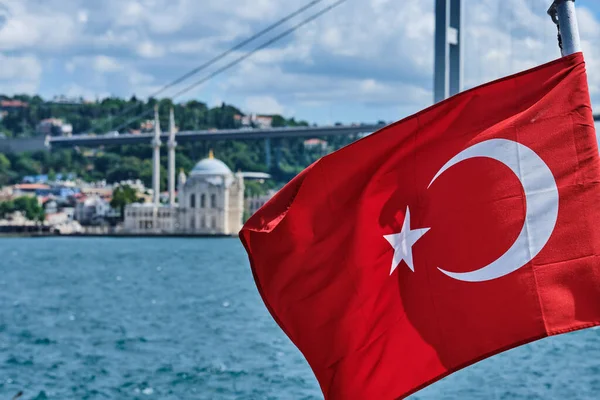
[428,138,559,282]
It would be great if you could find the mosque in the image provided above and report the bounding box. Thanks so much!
[123,107,267,235]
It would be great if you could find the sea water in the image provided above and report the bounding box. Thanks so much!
[0,238,599,399]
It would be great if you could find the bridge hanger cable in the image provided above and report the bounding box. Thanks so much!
[110,108,155,134]
[170,0,346,99]
[102,0,326,131]
[112,0,347,134]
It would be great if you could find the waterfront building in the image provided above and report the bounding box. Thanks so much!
[122,107,270,236]
[123,151,245,235]
[12,183,50,197]
[79,184,112,199]
[0,186,13,201]
[74,195,110,225]
[36,118,73,137]
[303,138,328,151]
[246,189,277,217]
[234,113,273,129]
[123,203,177,233]
[177,150,245,234]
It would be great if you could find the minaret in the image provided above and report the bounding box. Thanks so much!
[152,104,161,206]
[168,107,177,206]
[177,168,187,204]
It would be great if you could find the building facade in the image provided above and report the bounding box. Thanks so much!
[123,152,245,235]
[177,153,244,234]
[74,195,110,225]
[124,203,177,233]
[246,189,276,217]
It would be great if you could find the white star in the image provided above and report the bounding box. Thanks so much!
[384,206,430,275]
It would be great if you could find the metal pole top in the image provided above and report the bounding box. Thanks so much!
[547,0,574,22]
[547,0,581,56]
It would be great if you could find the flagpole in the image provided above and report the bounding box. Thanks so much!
[547,0,581,56]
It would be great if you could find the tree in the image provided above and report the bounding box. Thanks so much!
[271,115,286,128]
[12,196,44,222]
[94,153,121,175]
[0,153,10,171]
[0,94,335,192]
[0,153,12,185]
[13,155,41,176]
[0,199,14,217]
[110,185,139,220]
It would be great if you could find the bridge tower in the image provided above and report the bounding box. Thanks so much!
[434,0,463,103]
[168,107,177,206]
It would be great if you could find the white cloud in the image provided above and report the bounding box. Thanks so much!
[210,97,223,108]
[576,7,600,37]
[245,96,285,115]
[129,70,154,86]
[136,41,165,58]
[77,10,89,24]
[66,55,122,74]
[0,53,42,94]
[114,1,145,26]
[214,0,280,21]
[0,54,41,80]
[65,61,76,73]
[111,0,191,34]
[0,0,599,124]
[92,29,140,49]
[0,2,77,51]
[93,55,122,73]
[62,83,110,102]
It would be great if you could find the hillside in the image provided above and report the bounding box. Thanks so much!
[0,95,358,195]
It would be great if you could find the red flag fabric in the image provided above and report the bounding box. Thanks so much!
[240,52,600,399]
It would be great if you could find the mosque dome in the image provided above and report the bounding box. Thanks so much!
[190,150,232,176]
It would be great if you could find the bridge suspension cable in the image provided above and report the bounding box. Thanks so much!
[103,0,327,131]
[170,0,346,99]
[110,0,347,134]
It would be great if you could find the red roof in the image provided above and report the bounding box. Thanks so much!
[0,100,28,108]
[304,138,327,145]
[15,183,50,190]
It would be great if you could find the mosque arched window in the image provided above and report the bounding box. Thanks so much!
[190,194,196,208]
[210,194,217,208]
[200,194,206,208]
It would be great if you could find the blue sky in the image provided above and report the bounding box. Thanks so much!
[1,0,600,127]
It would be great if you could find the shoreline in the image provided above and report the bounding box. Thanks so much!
[0,232,238,239]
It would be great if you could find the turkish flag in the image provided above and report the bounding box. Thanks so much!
[240,52,600,399]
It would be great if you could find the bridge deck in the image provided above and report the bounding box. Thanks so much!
[49,124,387,148]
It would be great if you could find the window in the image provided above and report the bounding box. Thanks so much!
[190,194,196,208]
[211,216,217,229]
[200,194,206,208]
[210,194,216,208]
[201,215,205,228]
[190,217,195,229]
